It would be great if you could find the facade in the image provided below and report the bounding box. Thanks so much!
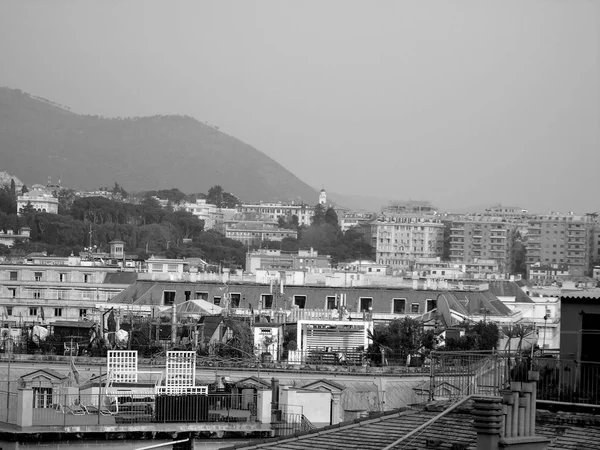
[527,262,570,285]
[448,219,517,272]
[371,214,444,270]
[181,198,232,231]
[0,227,31,247]
[112,280,517,326]
[17,185,59,215]
[339,212,376,233]
[560,293,600,363]
[237,202,313,227]
[0,258,135,327]
[245,249,331,273]
[525,213,596,277]
[224,221,297,247]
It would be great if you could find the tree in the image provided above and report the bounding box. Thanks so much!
[10,179,16,197]
[206,185,240,209]
[311,204,327,226]
[325,207,339,228]
[57,188,77,215]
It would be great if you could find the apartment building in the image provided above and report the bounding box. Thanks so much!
[0,258,135,326]
[237,202,313,227]
[372,214,444,270]
[525,213,596,277]
[448,218,517,273]
[224,220,297,247]
[245,249,331,273]
[339,212,376,233]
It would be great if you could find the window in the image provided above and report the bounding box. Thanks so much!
[184,291,191,301]
[426,299,437,312]
[29,307,38,316]
[33,387,53,409]
[79,309,87,318]
[359,297,373,312]
[82,291,92,300]
[6,307,12,316]
[9,271,17,281]
[261,294,274,309]
[393,298,406,314]
[33,290,42,299]
[34,272,43,282]
[59,273,68,282]
[163,291,176,306]
[54,308,62,317]
[230,293,241,308]
[83,273,91,283]
[411,303,420,314]
[8,288,16,298]
[57,290,68,300]
[294,295,307,309]
[195,292,208,300]
[213,296,221,306]
[167,264,178,272]
[326,296,337,309]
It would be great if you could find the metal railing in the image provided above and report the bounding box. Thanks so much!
[534,357,600,405]
[27,390,258,427]
[429,351,600,407]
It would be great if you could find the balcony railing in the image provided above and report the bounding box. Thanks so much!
[428,352,600,407]
[19,391,258,427]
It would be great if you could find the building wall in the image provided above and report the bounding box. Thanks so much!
[449,220,516,272]
[0,264,130,325]
[116,281,478,319]
[238,203,313,227]
[373,215,444,270]
[526,215,596,277]
[560,296,600,361]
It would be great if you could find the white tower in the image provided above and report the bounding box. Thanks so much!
[319,188,327,205]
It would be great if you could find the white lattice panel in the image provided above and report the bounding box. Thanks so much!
[156,386,208,396]
[107,350,138,383]
[165,351,196,387]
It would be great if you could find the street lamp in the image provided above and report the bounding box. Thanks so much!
[542,314,548,353]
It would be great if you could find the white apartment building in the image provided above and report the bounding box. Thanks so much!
[238,202,313,227]
[372,214,444,270]
[0,258,135,326]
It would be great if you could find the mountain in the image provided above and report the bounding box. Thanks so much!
[0,87,319,203]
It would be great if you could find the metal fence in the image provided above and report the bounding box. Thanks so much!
[0,389,18,424]
[28,390,258,427]
[534,357,600,405]
[429,351,600,407]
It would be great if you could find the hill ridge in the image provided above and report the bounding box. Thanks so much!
[0,87,319,204]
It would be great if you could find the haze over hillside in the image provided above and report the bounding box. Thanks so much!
[0,87,321,204]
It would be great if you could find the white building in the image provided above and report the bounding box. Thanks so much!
[237,202,314,227]
[180,199,236,231]
[17,185,59,215]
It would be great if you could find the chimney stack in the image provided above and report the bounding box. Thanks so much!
[473,371,550,450]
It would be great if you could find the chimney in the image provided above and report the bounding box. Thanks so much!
[474,371,550,450]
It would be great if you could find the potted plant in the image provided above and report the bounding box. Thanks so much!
[261,335,275,363]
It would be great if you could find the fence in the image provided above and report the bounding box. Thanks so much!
[0,389,18,424]
[535,357,600,405]
[27,390,258,427]
[429,351,600,407]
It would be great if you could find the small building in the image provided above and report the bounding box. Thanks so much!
[0,227,30,247]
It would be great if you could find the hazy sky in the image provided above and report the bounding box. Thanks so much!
[1,1,598,213]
